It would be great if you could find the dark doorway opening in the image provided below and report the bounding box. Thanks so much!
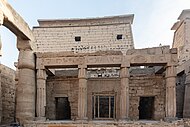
[139,97,154,120]
[55,97,71,120]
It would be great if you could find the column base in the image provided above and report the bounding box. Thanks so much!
[164,117,178,122]
[35,117,46,121]
[118,118,130,122]
[75,117,88,122]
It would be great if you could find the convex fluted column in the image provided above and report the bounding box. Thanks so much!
[36,69,47,120]
[78,65,87,120]
[120,65,130,120]
[165,65,176,118]
[16,39,36,123]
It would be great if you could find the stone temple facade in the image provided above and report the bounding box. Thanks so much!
[33,15,134,53]
[172,9,190,119]
[0,0,190,126]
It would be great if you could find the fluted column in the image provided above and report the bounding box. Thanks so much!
[36,69,46,120]
[77,65,87,120]
[120,65,130,120]
[165,65,176,119]
[16,48,36,123]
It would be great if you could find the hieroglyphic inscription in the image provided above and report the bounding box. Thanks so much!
[43,57,83,66]
[86,55,122,65]
[152,55,168,63]
[130,55,147,63]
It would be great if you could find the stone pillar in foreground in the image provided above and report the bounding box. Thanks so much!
[16,39,36,123]
[165,64,176,119]
[77,65,87,120]
[183,72,190,118]
[36,69,46,120]
[119,65,130,120]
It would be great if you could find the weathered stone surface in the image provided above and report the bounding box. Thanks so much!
[24,119,189,127]
[0,64,16,124]
[46,77,79,120]
[33,15,134,53]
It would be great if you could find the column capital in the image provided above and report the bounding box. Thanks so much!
[37,69,47,80]
[18,50,35,70]
[78,64,87,69]
[36,58,45,70]
[120,66,130,78]
[121,62,130,68]
[166,63,178,68]
[78,65,87,79]
[17,38,32,51]
[165,64,176,78]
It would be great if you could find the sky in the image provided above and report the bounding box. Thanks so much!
[0,0,190,69]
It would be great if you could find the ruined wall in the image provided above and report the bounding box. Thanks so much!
[87,78,120,119]
[33,16,134,53]
[46,76,78,120]
[46,72,165,121]
[129,75,165,120]
[0,64,16,124]
[172,18,190,65]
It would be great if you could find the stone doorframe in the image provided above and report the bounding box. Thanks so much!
[36,47,178,121]
[0,0,36,124]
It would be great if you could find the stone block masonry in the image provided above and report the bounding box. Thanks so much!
[33,15,134,53]
[0,64,16,124]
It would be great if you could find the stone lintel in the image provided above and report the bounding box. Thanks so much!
[0,0,34,40]
[37,69,46,80]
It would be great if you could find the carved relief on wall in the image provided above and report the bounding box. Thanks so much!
[86,55,122,65]
[42,57,83,66]
[152,55,166,63]
[130,55,147,64]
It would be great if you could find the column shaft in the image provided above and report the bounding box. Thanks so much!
[120,67,129,120]
[78,66,87,120]
[16,50,35,123]
[165,65,176,118]
[36,69,46,119]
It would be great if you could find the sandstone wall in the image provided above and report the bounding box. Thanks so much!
[46,74,165,121]
[46,76,78,120]
[129,75,165,120]
[87,78,120,119]
[0,64,16,124]
[173,19,190,65]
[33,16,134,53]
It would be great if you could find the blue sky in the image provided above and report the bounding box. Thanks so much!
[0,0,190,69]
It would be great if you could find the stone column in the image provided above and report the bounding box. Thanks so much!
[16,45,36,123]
[119,65,130,120]
[36,69,46,120]
[165,65,176,119]
[183,72,190,118]
[77,65,87,120]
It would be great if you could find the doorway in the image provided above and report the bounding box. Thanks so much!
[139,97,154,120]
[55,97,71,120]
